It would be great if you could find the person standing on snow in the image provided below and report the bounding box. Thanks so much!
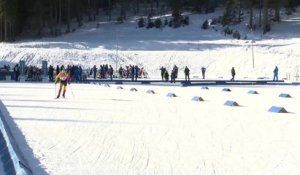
[201,67,206,79]
[173,65,178,78]
[119,66,124,78]
[164,70,169,82]
[171,68,176,83]
[131,65,135,81]
[273,66,279,81]
[56,65,60,75]
[134,65,140,81]
[184,66,190,81]
[48,65,54,82]
[93,65,97,79]
[230,67,235,81]
[55,69,71,98]
[108,65,114,81]
[160,66,166,80]
[13,64,20,81]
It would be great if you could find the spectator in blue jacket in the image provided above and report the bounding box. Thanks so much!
[273,66,279,81]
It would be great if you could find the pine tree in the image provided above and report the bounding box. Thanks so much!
[119,0,129,22]
[74,0,84,27]
[245,0,257,30]
[270,0,281,22]
[262,0,270,34]
[284,0,300,14]
[169,0,181,17]
[249,0,254,30]
[0,0,20,41]
[0,0,293,41]
[222,0,235,26]
[66,0,71,33]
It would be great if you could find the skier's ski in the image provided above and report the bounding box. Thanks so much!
[54,95,68,99]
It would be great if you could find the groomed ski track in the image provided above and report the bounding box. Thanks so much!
[0,82,300,175]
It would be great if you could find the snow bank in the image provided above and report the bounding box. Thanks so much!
[0,102,29,175]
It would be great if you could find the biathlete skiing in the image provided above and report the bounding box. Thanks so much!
[55,69,71,98]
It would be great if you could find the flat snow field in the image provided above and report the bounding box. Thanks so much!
[0,83,300,175]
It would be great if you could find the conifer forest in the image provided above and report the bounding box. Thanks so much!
[0,0,299,41]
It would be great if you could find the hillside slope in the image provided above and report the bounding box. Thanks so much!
[1,8,300,80]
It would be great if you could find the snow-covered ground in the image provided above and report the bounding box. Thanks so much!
[0,82,300,175]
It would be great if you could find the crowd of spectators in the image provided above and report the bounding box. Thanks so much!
[1,63,149,82]
[25,66,43,81]
[0,65,12,80]
[89,64,148,81]
[0,65,10,73]
[118,65,148,80]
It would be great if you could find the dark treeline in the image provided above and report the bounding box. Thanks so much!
[222,0,300,34]
[0,0,299,42]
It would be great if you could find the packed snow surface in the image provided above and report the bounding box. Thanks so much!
[0,83,300,175]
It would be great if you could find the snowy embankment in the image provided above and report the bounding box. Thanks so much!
[1,9,300,80]
[0,83,300,175]
[0,104,28,174]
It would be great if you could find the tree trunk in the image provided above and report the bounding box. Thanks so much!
[88,0,92,21]
[93,0,96,20]
[249,1,253,30]
[144,0,147,15]
[259,0,262,27]
[120,0,127,21]
[274,0,280,22]
[66,0,71,33]
[238,0,242,22]
[108,0,112,21]
[274,9,280,22]
[54,0,58,24]
[263,0,270,34]
[58,0,62,24]
[4,15,8,41]
[7,21,10,41]
[121,6,126,21]
[137,0,140,14]
[150,0,154,15]
[8,23,14,41]
[0,17,3,41]
[49,0,54,36]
